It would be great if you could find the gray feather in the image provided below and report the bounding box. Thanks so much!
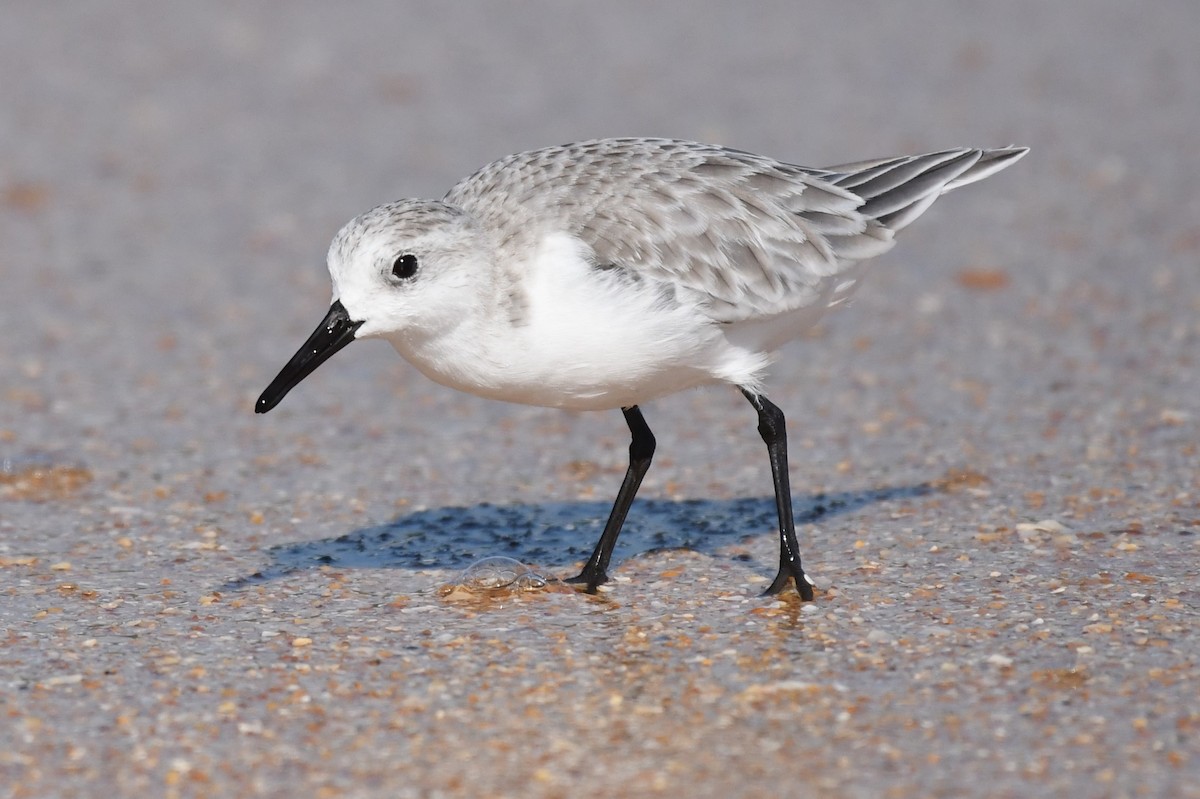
[444,138,1027,324]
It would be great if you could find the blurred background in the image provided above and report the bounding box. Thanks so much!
[2,2,1196,796]
[5,1,1193,510]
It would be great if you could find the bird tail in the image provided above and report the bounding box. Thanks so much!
[821,146,1029,232]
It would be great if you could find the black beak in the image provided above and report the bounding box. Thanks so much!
[255,300,364,414]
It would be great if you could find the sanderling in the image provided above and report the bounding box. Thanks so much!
[256,138,1026,600]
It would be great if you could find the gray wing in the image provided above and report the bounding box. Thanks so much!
[447,139,1026,323]
[803,145,1028,232]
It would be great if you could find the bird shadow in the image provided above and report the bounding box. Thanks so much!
[223,483,932,590]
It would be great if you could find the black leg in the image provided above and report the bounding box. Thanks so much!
[741,389,815,600]
[566,405,656,592]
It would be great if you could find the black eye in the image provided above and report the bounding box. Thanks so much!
[391,253,419,280]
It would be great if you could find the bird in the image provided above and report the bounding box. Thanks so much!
[255,138,1027,600]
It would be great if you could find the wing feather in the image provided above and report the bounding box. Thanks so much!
[445,139,1025,324]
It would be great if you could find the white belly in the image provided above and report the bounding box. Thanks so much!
[389,232,771,410]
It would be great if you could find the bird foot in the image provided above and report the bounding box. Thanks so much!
[564,568,607,594]
[762,564,816,601]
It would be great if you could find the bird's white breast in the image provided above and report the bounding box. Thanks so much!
[388,232,769,410]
